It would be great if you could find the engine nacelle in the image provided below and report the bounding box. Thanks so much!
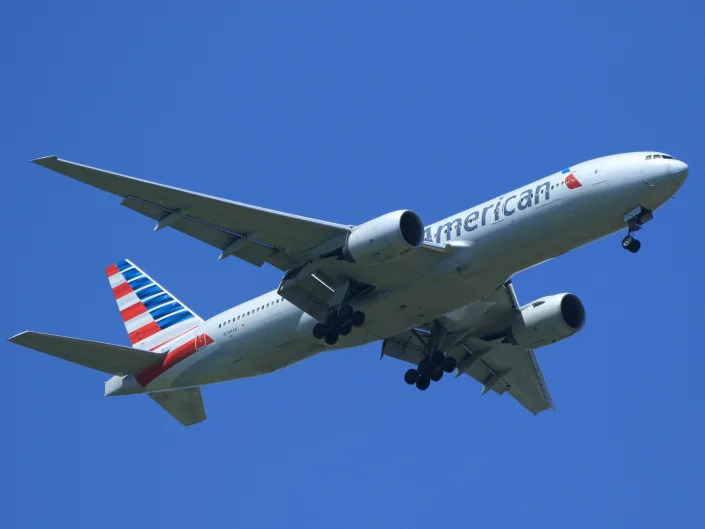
[511,293,586,349]
[342,210,425,265]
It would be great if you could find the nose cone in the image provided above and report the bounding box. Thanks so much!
[638,155,688,210]
[670,159,689,185]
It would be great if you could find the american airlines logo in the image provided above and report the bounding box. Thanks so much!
[565,173,582,189]
[426,174,582,244]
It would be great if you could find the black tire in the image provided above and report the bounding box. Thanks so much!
[431,351,445,367]
[629,239,641,253]
[443,356,458,373]
[324,331,339,345]
[338,304,354,323]
[430,369,443,382]
[418,357,432,375]
[326,312,339,327]
[404,369,419,385]
[351,311,365,327]
[416,375,430,391]
[622,235,634,249]
[339,323,352,336]
[312,323,328,339]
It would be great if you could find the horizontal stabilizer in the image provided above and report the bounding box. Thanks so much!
[8,331,163,375]
[149,387,206,426]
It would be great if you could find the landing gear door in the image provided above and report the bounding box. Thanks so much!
[195,326,207,350]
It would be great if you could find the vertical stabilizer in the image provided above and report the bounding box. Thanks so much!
[105,259,203,351]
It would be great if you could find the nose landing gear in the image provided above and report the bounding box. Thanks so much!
[622,235,641,253]
[622,206,653,253]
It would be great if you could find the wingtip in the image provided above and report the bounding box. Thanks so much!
[30,155,58,166]
[8,331,31,344]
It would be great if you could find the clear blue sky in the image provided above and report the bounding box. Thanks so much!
[2,1,704,527]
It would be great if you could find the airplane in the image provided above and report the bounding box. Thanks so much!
[9,152,688,425]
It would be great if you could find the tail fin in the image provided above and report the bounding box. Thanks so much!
[106,259,203,351]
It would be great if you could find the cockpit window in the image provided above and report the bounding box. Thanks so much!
[653,154,662,159]
[646,153,674,160]
[645,155,652,160]
[662,155,674,159]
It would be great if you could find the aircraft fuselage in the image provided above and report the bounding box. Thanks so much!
[106,152,688,395]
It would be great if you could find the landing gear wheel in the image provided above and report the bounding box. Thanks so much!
[339,323,352,336]
[351,311,365,327]
[429,369,443,382]
[324,331,339,345]
[416,375,430,391]
[312,323,328,339]
[404,369,419,385]
[622,235,641,253]
[443,356,457,373]
[338,304,353,323]
[431,351,445,367]
[418,357,432,376]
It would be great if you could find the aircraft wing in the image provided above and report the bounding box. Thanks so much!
[33,156,448,321]
[381,281,554,415]
[32,156,351,270]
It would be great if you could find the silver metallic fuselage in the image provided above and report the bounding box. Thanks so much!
[115,152,688,394]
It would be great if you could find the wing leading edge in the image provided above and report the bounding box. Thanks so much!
[32,156,351,270]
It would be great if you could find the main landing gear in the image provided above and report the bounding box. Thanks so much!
[404,351,457,391]
[401,321,458,391]
[312,304,365,345]
[622,206,653,254]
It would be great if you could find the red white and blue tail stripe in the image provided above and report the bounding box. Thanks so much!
[106,259,203,351]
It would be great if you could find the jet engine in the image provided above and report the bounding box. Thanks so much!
[510,293,586,349]
[342,210,425,265]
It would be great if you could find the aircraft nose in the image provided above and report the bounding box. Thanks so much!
[670,159,688,184]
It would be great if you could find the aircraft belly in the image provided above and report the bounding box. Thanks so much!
[357,273,505,339]
[167,308,323,387]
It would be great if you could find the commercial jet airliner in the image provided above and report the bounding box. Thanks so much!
[9,152,688,425]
